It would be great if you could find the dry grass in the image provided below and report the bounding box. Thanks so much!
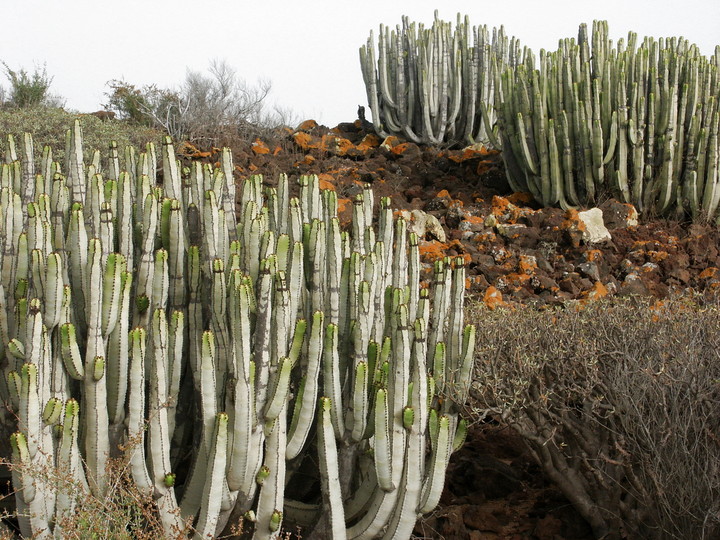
[1,451,188,538]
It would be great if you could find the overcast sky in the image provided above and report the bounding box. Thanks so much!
[2,0,718,127]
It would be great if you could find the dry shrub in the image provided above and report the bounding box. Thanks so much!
[0,416,197,538]
[0,105,163,168]
[0,451,188,538]
[471,296,720,539]
[105,59,299,148]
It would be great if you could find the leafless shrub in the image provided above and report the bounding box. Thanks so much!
[471,296,720,539]
[105,59,298,146]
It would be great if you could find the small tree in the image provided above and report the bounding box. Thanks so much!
[103,80,156,125]
[1,62,65,108]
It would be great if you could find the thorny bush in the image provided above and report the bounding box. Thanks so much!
[471,296,720,540]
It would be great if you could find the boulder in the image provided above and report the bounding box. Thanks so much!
[599,199,639,228]
[397,209,446,242]
[578,208,612,243]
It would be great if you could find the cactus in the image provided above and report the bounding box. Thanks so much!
[496,20,720,221]
[360,11,523,146]
[0,119,474,538]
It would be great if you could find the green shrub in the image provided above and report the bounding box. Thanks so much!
[0,106,163,167]
[1,62,64,109]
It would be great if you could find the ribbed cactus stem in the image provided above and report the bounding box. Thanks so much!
[127,327,153,497]
[55,399,85,531]
[194,412,229,539]
[418,412,452,514]
[287,311,324,459]
[254,415,287,540]
[316,396,346,539]
[148,308,184,536]
[66,120,85,205]
[182,330,218,519]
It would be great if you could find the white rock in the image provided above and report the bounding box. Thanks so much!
[397,209,447,242]
[578,208,611,243]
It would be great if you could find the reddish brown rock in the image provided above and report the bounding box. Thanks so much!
[292,131,318,151]
[599,199,639,229]
[296,119,318,131]
[251,138,270,155]
[483,285,507,310]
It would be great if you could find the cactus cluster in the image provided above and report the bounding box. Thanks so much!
[0,120,474,539]
[360,10,523,146]
[497,21,720,220]
[362,15,720,221]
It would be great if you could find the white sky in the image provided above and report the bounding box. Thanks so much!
[2,0,718,127]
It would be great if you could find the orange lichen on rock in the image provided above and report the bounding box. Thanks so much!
[356,134,381,152]
[390,142,413,156]
[436,189,451,199]
[561,209,587,231]
[476,160,495,175]
[699,267,719,279]
[317,135,334,153]
[177,141,213,159]
[506,192,534,205]
[448,144,498,163]
[582,281,609,301]
[464,215,485,226]
[490,195,524,223]
[466,275,485,290]
[448,199,464,211]
[294,154,315,167]
[518,255,537,275]
[251,138,271,155]
[331,137,355,157]
[337,198,350,214]
[483,286,506,310]
[297,119,318,131]
[491,195,511,215]
[380,136,401,150]
[584,249,603,262]
[647,250,668,262]
[421,238,467,261]
[560,209,587,247]
[504,273,531,289]
[317,173,336,191]
[293,131,317,151]
[418,240,448,263]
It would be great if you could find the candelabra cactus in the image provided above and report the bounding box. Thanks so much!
[0,120,475,539]
[360,11,523,146]
[496,20,720,221]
